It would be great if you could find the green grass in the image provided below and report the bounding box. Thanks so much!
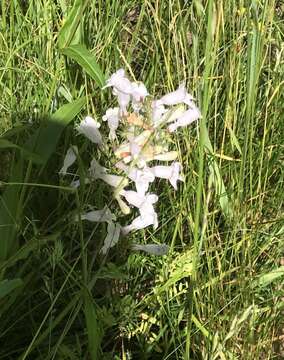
[0,0,284,359]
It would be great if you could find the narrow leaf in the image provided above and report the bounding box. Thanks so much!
[84,292,101,359]
[24,96,86,165]
[0,278,23,299]
[61,44,105,88]
[58,0,89,49]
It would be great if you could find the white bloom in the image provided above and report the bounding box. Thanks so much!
[102,107,120,140]
[153,151,178,162]
[131,243,169,255]
[89,159,107,178]
[129,139,141,158]
[101,222,121,254]
[128,167,155,194]
[121,191,158,234]
[113,88,131,114]
[158,83,194,106]
[103,69,133,93]
[163,104,186,124]
[76,206,116,223]
[89,159,128,188]
[122,190,158,211]
[59,145,78,175]
[77,116,102,145]
[152,101,167,126]
[114,130,152,161]
[131,82,148,103]
[103,69,133,114]
[168,106,201,132]
[122,212,158,235]
[151,162,183,190]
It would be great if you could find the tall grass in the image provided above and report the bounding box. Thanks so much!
[0,0,283,359]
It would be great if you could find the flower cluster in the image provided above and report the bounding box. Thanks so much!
[61,69,201,255]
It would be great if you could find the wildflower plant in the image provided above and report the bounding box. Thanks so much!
[62,69,201,256]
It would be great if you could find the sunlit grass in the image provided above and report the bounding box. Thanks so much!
[0,0,283,359]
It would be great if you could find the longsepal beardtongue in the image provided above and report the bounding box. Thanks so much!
[66,69,200,255]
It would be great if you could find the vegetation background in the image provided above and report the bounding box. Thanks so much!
[0,0,283,359]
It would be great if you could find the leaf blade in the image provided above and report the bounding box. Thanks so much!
[61,44,105,88]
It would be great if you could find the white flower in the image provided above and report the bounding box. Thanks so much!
[59,145,78,175]
[158,83,194,106]
[101,222,121,254]
[89,159,107,178]
[76,206,116,223]
[103,69,133,93]
[168,106,201,132]
[114,130,152,161]
[131,82,148,102]
[131,243,169,256]
[122,212,158,235]
[121,191,158,234]
[89,159,128,188]
[122,190,158,210]
[162,104,186,124]
[152,101,167,126]
[77,116,102,145]
[128,167,155,194]
[151,162,183,190]
[113,88,131,114]
[103,69,133,114]
[102,107,120,140]
[153,151,178,162]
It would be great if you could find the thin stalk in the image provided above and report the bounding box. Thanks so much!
[185,0,214,357]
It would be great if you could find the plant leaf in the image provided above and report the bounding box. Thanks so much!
[84,292,101,359]
[253,266,284,288]
[24,96,86,165]
[57,0,89,49]
[61,44,105,88]
[0,138,43,163]
[0,278,23,300]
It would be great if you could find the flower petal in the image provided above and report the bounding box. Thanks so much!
[102,107,120,140]
[101,222,121,254]
[77,116,102,145]
[131,243,169,255]
[59,145,78,175]
[168,107,201,132]
[76,206,116,223]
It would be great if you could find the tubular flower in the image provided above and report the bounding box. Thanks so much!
[77,116,103,145]
[101,222,121,254]
[157,83,194,106]
[131,243,169,255]
[102,107,120,140]
[150,162,184,190]
[168,106,201,132]
[76,206,116,223]
[59,145,78,175]
[69,69,200,256]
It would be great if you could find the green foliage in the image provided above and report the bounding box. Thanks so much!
[61,44,105,87]
[0,1,283,359]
